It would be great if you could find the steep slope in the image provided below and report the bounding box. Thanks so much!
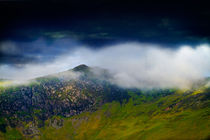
[0,65,130,138]
[0,65,209,139]
[37,88,210,140]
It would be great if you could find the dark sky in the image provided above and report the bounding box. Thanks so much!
[0,0,210,65]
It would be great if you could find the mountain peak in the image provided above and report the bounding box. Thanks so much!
[72,64,89,72]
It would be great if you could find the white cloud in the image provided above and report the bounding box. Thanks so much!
[1,42,210,89]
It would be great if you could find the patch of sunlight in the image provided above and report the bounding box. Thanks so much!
[191,89,203,95]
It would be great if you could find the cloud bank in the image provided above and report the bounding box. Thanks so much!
[0,42,210,88]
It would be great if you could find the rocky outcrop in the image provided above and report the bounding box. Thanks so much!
[22,122,40,138]
[0,65,130,132]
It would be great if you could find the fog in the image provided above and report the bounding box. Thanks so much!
[1,42,210,88]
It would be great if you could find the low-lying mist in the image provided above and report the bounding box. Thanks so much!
[1,42,210,89]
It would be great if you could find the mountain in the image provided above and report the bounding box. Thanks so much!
[0,65,209,139]
[72,64,90,72]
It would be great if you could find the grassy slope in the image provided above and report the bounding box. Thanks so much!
[0,128,23,140]
[38,89,210,140]
[0,88,209,140]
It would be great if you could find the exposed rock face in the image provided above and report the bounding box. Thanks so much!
[0,65,130,132]
[22,123,40,138]
[50,118,64,129]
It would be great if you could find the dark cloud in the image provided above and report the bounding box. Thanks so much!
[0,39,80,64]
[0,0,210,43]
[0,0,210,65]
[0,53,37,65]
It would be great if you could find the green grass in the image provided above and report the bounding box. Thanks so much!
[0,88,209,140]
[36,90,210,140]
[0,127,23,140]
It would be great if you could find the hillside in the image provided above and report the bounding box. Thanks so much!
[39,88,210,140]
[0,65,209,139]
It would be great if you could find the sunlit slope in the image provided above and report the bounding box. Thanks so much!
[0,87,209,140]
[0,65,209,139]
[0,80,12,87]
[38,88,210,140]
